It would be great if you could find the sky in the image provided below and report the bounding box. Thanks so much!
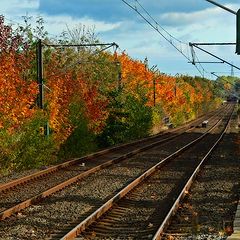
[1,0,240,79]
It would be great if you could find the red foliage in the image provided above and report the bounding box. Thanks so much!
[0,16,38,131]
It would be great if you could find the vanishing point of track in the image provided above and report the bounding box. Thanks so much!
[0,104,235,240]
[0,105,226,220]
[58,104,235,240]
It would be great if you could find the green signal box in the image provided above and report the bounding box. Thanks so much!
[236,9,240,54]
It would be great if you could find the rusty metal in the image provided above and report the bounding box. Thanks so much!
[0,129,176,193]
[0,106,222,194]
[0,106,228,222]
[59,117,224,240]
[152,105,235,240]
[0,122,196,220]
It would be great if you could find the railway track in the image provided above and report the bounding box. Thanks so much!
[53,104,235,240]
[161,106,240,240]
[0,106,225,189]
[0,104,234,239]
[0,105,227,221]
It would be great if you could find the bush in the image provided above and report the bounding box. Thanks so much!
[58,102,98,159]
[97,90,152,147]
[0,112,57,173]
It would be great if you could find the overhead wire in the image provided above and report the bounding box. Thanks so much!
[194,48,209,77]
[121,0,190,60]
[134,0,186,45]
[3,15,119,84]
[121,0,211,78]
[3,6,217,79]
[58,44,117,73]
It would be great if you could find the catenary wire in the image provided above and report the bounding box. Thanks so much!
[121,0,214,78]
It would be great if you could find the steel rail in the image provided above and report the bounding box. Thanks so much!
[152,105,235,240]
[0,129,180,193]
[59,114,226,240]
[0,106,224,193]
[0,106,228,221]
[0,119,203,220]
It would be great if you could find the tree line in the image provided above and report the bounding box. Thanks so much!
[0,16,238,174]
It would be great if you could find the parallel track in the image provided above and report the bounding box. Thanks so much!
[0,107,224,192]
[50,105,235,240]
[160,105,240,239]
[0,106,227,221]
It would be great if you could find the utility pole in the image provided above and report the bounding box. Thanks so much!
[37,39,50,136]
[153,77,156,106]
[174,73,179,97]
[36,40,118,136]
[116,61,122,90]
[237,9,240,54]
[204,0,240,54]
[36,39,43,109]
[205,0,237,15]
[150,65,158,107]
[231,63,234,77]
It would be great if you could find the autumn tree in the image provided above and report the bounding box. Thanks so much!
[0,15,38,130]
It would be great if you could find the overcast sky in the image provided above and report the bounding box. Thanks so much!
[1,0,240,79]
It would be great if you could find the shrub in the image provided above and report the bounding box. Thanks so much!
[97,89,152,147]
[0,111,57,173]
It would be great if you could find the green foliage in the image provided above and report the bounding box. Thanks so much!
[125,94,152,139]
[0,112,57,172]
[171,111,186,126]
[97,88,152,147]
[152,105,165,126]
[58,102,97,159]
[215,76,240,99]
[151,105,166,134]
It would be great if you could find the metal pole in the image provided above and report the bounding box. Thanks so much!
[211,72,220,78]
[44,42,118,47]
[205,0,237,15]
[118,70,122,90]
[191,42,236,46]
[188,61,224,63]
[37,39,43,109]
[153,77,156,106]
[190,43,240,71]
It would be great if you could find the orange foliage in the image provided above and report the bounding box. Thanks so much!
[0,16,215,145]
[44,51,109,143]
[0,16,38,131]
[118,52,154,98]
[78,78,108,133]
[116,52,211,121]
[0,51,38,131]
[44,52,75,143]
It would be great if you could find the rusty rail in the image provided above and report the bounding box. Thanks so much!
[0,120,199,220]
[0,105,228,221]
[59,117,224,240]
[152,104,235,240]
[0,105,226,193]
